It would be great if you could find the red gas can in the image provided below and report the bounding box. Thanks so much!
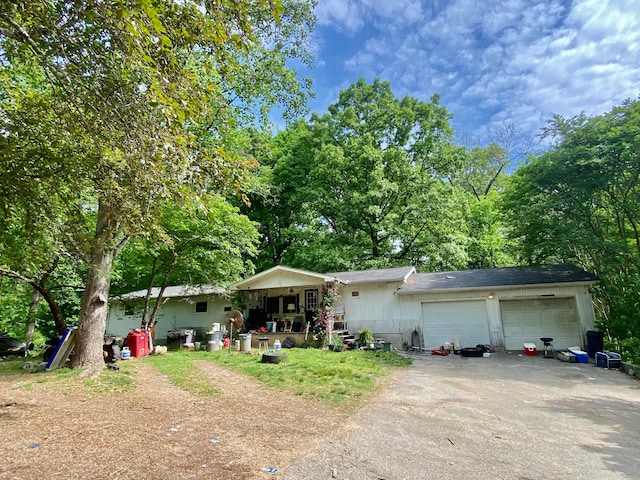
[126,329,149,357]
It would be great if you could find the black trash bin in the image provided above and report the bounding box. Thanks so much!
[585,330,604,358]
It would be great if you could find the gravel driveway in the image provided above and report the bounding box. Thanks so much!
[282,351,640,480]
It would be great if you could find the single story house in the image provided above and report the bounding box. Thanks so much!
[106,285,231,342]
[106,263,598,352]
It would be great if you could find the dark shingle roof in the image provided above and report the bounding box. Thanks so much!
[396,263,597,295]
[329,266,416,285]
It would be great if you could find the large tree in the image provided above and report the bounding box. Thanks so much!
[0,0,315,374]
[249,78,464,272]
[503,99,640,362]
[113,194,259,329]
[445,143,515,269]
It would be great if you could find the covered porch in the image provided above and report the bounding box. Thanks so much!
[232,266,347,337]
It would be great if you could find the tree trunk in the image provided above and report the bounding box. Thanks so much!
[25,288,40,347]
[70,200,117,376]
[38,286,68,334]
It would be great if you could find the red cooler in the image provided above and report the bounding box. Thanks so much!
[126,329,149,357]
[523,343,537,356]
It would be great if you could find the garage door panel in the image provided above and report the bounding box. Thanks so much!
[422,301,490,349]
[501,298,580,350]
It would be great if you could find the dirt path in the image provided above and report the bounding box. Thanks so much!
[0,361,358,479]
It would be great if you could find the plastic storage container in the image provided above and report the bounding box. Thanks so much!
[523,343,537,356]
[126,329,149,357]
[568,348,589,363]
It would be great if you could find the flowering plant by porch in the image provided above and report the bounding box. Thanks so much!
[312,283,340,347]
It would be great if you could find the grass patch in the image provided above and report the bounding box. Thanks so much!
[0,359,27,376]
[146,351,219,397]
[200,347,412,408]
[0,358,135,396]
[2,348,411,409]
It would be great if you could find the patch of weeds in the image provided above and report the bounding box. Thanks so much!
[146,351,219,397]
[8,361,136,397]
[83,369,135,395]
[202,347,411,409]
[0,359,31,375]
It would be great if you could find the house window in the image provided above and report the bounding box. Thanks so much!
[351,291,360,297]
[195,301,208,313]
[265,296,280,314]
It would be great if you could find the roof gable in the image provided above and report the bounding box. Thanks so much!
[397,263,598,295]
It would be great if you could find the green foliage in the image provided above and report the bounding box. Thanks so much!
[616,337,640,366]
[0,277,29,336]
[358,328,374,345]
[0,0,316,367]
[503,99,640,361]
[113,195,259,294]
[248,78,463,271]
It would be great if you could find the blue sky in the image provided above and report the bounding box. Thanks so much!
[297,0,640,143]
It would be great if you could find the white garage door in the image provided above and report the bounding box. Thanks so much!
[421,300,490,349]
[501,298,580,350]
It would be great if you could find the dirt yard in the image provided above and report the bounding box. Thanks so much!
[0,360,375,480]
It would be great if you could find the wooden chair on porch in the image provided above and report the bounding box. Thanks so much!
[283,317,294,333]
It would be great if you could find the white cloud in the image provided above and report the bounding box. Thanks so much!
[312,0,640,138]
[315,0,365,33]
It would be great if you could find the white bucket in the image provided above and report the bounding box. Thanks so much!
[194,341,201,351]
[212,323,221,332]
[240,333,252,352]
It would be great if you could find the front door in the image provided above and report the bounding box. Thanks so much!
[305,289,318,325]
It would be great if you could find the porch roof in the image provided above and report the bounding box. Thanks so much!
[232,266,343,291]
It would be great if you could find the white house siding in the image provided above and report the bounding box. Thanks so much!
[394,285,595,351]
[238,271,329,290]
[339,283,413,346]
[106,295,232,342]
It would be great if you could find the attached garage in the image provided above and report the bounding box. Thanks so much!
[500,298,581,351]
[422,300,490,349]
